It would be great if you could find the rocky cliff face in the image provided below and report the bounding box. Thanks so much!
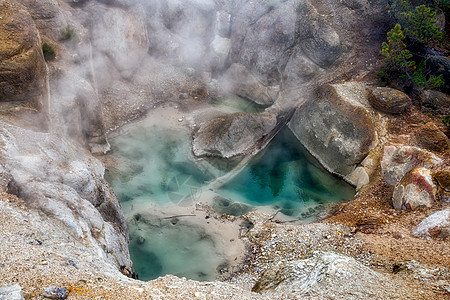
[0,123,131,268]
[0,1,47,111]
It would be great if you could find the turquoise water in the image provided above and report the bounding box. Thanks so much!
[107,120,354,281]
[127,215,228,281]
[216,128,355,219]
[107,124,209,207]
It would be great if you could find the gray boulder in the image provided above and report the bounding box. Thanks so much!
[392,167,437,210]
[289,83,376,178]
[419,89,450,115]
[253,251,399,299]
[193,112,277,159]
[413,208,450,240]
[381,145,442,186]
[0,284,24,300]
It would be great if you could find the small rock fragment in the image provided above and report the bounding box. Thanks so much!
[413,208,450,240]
[43,287,68,299]
[381,145,441,186]
[433,170,450,192]
[414,122,449,153]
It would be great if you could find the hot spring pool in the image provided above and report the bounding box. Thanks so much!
[216,128,355,219]
[106,110,355,281]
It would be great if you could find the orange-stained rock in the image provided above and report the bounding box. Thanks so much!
[392,167,437,210]
[415,122,449,153]
[0,1,47,109]
[369,87,411,114]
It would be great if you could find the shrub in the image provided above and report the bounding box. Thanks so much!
[411,60,444,89]
[381,24,413,73]
[443,115,450,127]
[402,5,445,46]
[60,25,76,42]
[42,42,56,61]
[380,1,446,90]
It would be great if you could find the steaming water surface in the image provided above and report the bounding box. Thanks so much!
[107,104,354,281]
[216,128,355,220]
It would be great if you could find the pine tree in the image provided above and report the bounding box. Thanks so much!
[402,5,444,45]
[381,24,414,75]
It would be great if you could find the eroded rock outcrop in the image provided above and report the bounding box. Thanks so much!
[0,123,130,268]
[193,112,277,159]
[19,0,67,41]
[90,2,149,77]
[144,0,216,68]
[220,63,279,107]
[0,1,47,109]
[253,250,399,299]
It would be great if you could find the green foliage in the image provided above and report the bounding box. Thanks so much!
[381,24,413,72]
[42,42,56,61]
[389,1,445,46]
[60,25,76,42]
[402,5,444,45]
[379,0,446,90]
[411,60,444,89]
[443,115,450,127]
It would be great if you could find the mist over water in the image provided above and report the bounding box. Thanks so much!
[217,127,355,219]
[107,112,355,281]
[128,218,228,281]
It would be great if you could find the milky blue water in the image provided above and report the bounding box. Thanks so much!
[107,114,354,281]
